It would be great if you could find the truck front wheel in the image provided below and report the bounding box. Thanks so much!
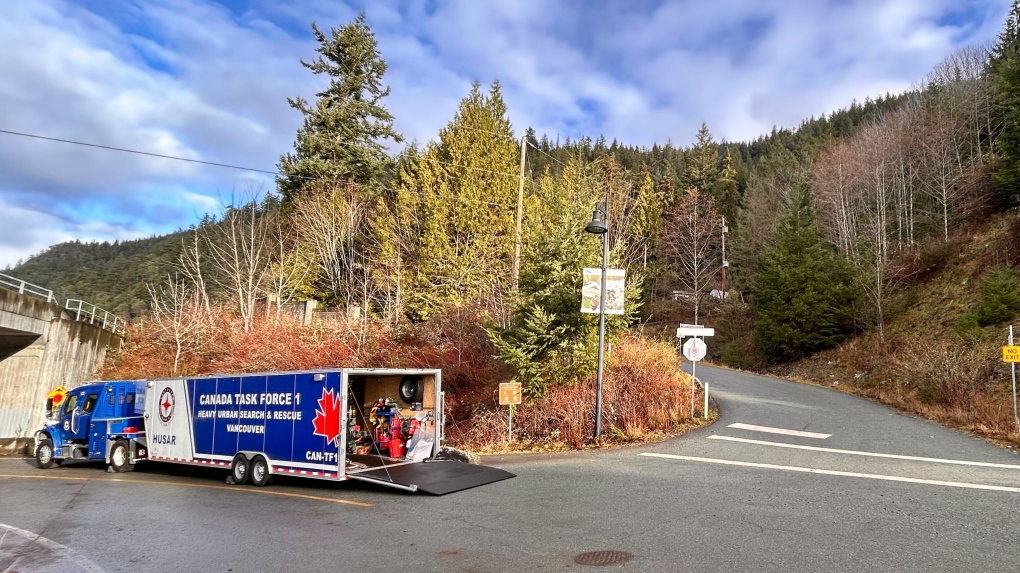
[109,440,133,473]
[36,437,56,469]
[250,455,272,487]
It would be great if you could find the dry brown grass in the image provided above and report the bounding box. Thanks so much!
[447,335,705,452]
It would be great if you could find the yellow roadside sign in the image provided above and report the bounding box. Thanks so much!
[1005,346,1020,363]
[499,382,522,405]
[47,385,67,405]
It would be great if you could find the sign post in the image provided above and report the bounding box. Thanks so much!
[1005,327,1019,433]
[499,382,522,442]
[677,325,714,419]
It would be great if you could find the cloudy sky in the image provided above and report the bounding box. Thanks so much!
[0,0,1009,269]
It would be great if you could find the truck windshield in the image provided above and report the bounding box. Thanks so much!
[62,394,78,416]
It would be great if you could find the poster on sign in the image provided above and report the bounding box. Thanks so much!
[580,268,625,315]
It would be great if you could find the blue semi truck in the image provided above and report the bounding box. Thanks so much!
[33,368,513,494]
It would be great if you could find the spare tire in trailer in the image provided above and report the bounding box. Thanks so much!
[398,375,424,404]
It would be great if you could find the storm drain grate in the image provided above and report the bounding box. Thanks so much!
[574,550,634,566]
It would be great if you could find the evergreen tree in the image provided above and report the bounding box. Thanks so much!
[752,187,858,363]
[488,157,638,396]
[989,0,1020,211]
[393,82,518,320]
[277,14,402,201]
[716,150,741,225]
[685,123,720,197]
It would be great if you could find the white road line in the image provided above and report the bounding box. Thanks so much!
[708,435,1020,470]
[0,523,106,573]
[638,453,1020,493]
[727,422,831,439]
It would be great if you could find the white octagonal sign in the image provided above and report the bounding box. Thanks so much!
[683,338,707,362]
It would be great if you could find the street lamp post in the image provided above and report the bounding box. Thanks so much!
[584,203,609,439]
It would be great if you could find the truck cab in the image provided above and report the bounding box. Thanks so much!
[35,380,147,472]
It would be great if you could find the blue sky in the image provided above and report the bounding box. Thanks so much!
[0,0,1009,269]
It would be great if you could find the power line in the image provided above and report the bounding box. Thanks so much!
[0,128,281,176]
[527,140,571,171]
[0,127,515,208]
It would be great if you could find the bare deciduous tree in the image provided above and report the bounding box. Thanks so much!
[662,187,721,323]
[204,196,275,332]
[148,274,206,375]
[266,210,309,318]
[176,228,211,314]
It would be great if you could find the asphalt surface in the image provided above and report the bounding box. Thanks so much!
[3,364,1020,572]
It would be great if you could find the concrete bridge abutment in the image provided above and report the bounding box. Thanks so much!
[0,288,120,454]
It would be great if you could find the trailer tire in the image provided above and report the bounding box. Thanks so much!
[399,376,423,404]
[230,454,251,485]
[36,437,57,469]
[250,455,272,487]
[109,440,133,473]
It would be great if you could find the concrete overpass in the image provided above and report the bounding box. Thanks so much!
[0,273,122,452]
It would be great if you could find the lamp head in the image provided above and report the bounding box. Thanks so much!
[584,206,608,235]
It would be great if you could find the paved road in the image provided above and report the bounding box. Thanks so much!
[3,364,1020,572]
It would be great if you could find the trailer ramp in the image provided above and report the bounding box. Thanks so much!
[348,459,515,495]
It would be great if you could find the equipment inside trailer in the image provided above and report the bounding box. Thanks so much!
[342,371,514,494]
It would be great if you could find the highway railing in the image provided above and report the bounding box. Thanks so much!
[66,299,124,335]
[0,272,58,304]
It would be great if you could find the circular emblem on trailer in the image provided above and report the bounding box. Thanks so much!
[158,387,175,425]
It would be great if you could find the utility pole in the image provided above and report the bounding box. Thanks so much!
[512,135,527,292]
[721,216,728,300]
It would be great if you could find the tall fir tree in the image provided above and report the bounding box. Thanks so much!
[685,123,720,199]
[277,14,402,201]
[989,0,1020,210]
[392,82,518,320]
[752,187,858,363]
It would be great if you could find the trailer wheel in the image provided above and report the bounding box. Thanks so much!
[109,440,133,473]
[250,455,272,487]
[230,454,251,485]
[36,437,57,469]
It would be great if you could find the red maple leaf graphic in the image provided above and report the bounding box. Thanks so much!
[312,388,342,447]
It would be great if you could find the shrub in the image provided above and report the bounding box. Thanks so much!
[446,336,695,450]
[976,267,1020,326]
[886,339,997,406]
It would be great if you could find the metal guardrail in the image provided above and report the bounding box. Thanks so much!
[66,299,124,335]
[0,272,57,304]
[1,272,125,335]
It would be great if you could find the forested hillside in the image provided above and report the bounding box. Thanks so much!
[4,231,189,316]
[8,6,1020,448]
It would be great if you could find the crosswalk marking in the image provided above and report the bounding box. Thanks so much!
[708,435,1020,469]
[727,422,831,439]
[638,453,1020,493]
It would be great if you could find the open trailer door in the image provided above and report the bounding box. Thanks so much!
[346,457,515,495]
[340,368,514,494]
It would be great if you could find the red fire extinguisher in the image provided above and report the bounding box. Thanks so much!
[388,417,405,458]
[389,434,405,458]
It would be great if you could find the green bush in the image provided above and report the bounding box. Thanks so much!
[976,267,1020,326]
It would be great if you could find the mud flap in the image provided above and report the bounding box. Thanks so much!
[347,459,515,495]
